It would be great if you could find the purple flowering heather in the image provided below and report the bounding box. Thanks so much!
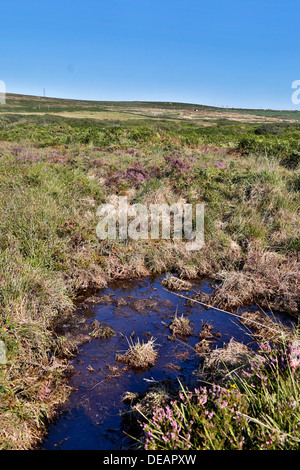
[125,165,150,186]
[164,155,192,173]
[289,340,300,371]
[214,160,229,169]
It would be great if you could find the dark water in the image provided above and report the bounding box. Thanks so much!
[41,275,286,450]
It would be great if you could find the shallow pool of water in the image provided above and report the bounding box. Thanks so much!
[41,275,277,450]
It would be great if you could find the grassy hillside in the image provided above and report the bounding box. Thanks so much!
[2,93,300,123]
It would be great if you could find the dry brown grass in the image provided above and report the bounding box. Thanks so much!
[198,339,252,384]
[126,380,176,423]
[169,313,192,337]
[239,310,290,342]
[194,339,214,357]
[199,323,221,340]
[161,274,192,291]
[0,354,72,449]
[208,250,300,316]
[115,337,158,370]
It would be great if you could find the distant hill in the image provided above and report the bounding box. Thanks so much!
[1,93,300,123]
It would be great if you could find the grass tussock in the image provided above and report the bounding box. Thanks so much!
[89,320,115,339]
[212,251,300,315]
[161,275,192,291]
[115,337,158,370]
[169,313,192,337]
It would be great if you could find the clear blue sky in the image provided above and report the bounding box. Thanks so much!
[1,0,299,109]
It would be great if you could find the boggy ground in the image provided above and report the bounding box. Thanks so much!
[0,112,299,449]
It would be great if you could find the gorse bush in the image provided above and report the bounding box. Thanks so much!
[254,124,285,135]
[238,134,300,168]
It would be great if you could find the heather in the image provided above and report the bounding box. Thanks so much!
[140,333,300,450]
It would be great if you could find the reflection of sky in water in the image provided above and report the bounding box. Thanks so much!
[42,275,292,450]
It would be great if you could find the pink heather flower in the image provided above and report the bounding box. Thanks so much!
[289,341,300,370]
[198,394,208,406]
[243,370,252,377]
[220,400,228,409]
[170,419,177,428]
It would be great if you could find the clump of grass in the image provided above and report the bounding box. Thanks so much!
[200,339,251,384]
[199,323,221,340]
[169,313,192,337]
[116,337,158,370]
[194,338,212,357]
[212,252,300,315]
[193,323,222,357]
[161,274,192,291]
[89,320,115,339]
[132,381,174,419]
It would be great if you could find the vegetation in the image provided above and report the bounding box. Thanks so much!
[0,94,299,449]
[116,337,158,370]
[139,332,300,450]
[169,314,192,337]
[89,320,115,339]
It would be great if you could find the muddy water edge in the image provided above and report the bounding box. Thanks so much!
[41,275,292,450]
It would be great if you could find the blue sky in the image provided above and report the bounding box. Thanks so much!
[1,0,299,109]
